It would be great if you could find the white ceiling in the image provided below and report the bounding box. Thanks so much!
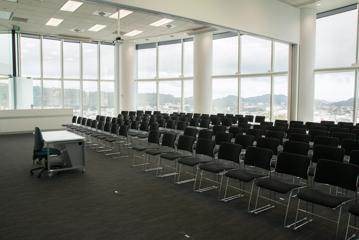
[279,0,358,12]
[0,0,206,42]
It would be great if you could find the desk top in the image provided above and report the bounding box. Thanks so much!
[42,130,84,143]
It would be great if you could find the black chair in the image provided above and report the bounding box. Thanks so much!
[345,202,359,239]
[190,118,199,127]
[256,137,280,155]
[266,130,285,144]
[309,129,329,141]
[255,116,265,123]
[214,132,232,146]
[176,121,188,131]
[349,150,359,167]
[330,127,350,134]
[246,128,262,141]
[131,130,161,167]
[183,127,198,137]
[288,133,310,144]
[294,159,359,238]
[332,132,356,144]
[31,127,61,178]
[212,125,226,136]
[287,128,306,136]
[235,134,254,150]
[229,126,243,138]
[252,152,310,227]
[312,144,344,164]
[199,119,210,129]
[313,135,339,147]
[198,129,213,139]
[290,121,305,129]
[195,143,242,198]
[341,139,359,156]
[283,141,309,156]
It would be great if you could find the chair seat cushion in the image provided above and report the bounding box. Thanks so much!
[178,157,211,167]
[199,162,235,173]
[34,148,61,159]
[132,145,157,151]
[146,148,173,155]
[225,169,266,182]
[161,152,190,160]
[256,178,301,194]
[104,137,117,142]
[297,188,350,208]
[349,203,359,216]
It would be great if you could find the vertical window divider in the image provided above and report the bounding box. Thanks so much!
[181,39,185,112]
[80,42,84,117]
[270,40,275,121]
[97,43,101,115]
[61,39,64,108]
[40,36,43,109]
[156,42,159,111]
[238,34,241,114]
[353,4,359,123]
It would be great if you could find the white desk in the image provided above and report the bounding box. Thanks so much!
[42,130,85,176]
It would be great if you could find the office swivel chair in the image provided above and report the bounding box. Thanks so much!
[30,127,61,178]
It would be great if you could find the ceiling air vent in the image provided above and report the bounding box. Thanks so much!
[112,30,126,35]
[93,11,112,17]
[11,16,28,23]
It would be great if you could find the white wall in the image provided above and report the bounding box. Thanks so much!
[104,0,300,43]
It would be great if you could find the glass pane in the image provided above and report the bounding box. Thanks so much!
[183,41,193,77]
[0,34,12,75]
[21,37,41,78]
[42,39,61,78]
[316,10,357,68]
[0,78,11,109]
[241,35,271,74]
[314,71,354,122]
[100,45,114,80]
[158,80,181,113]
[136,81,156,110]
[273,42,289,72]
[64,81,80,115]
[63,42,80,79]
[213,36,238,75]
[183,80,193,112]
[273,75,288,120]
[100,81,115,116]
[212,78,238,114]
[42,80,62,108]
[83,81,98,118]
[159,43,181,78]
[83,43,98,79]
[32,80,42,108]
[241,77,271,118]
[137,47,156,79]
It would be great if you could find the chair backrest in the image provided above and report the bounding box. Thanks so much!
[341,139,359,155]
[91,120,97,129]
[110,123,118,134]
[195,138,215,157]
[265,130,284,144]
[287,128,306,136]
[161,132,177,148]
[332,132,356,143]
[350,150,359,167]
[149,122,159,131]
[76,116,82,124]
[246,129,261,141]
[338,122,354,128]
[314,159,359,191]
[212,125,226,135]
[229,126,243,137]
[276,152,310,179]
[244,146,273,171]
[309,129,329,141]
[288,133,310,143]
[330,127,349,134]
[81,117,87,125]
[183,127,198,137]
[139,121,149,131]
[97,121,104,130]
[86,119,92,127]
[34,127,44,151]
[118,125,128,137]
[131,121,139,130]
[235,134,254,149]
[176,121,188,131]
[245,115,254,122]
[255,116,265,123]
[199,119,210,128]
[313,135,339,147]
[215,132,232,145]
[283,141,309,156]
[290,121,305,129]
[256,137,280,155]
[103,122,111,132]
[166,120,176,129]
[177,135,196,152]
[312,144,344,163]
[198,129,213,139]
[72,116,77,123]
[190,118,199,127]
[218,143,242,163]
[147,131,161,144]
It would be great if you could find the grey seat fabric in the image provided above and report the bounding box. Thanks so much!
[256,178,301,194]
[297,188,350,209]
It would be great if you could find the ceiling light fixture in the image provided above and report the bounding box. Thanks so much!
[60,0,83,12]
[88,24,106,32]
[109,9,133,19]
[0,10,13,20]
[46,18,63,26]
[150,18,173,27]
[124,30,143,37]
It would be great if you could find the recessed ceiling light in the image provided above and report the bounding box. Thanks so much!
[60,0,83,12]
[88,24,106,32]
[150,18,173,27]
[124,30,143,37]
[109,9,133,19]
[0,10,13,20]
[46,18,63,26]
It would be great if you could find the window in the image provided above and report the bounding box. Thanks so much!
[82,43,98,80]
[241,35,271,74]
[273,75,288,120]
[273,42,289,72]
[316,9,357,69]
[100,45,115,80]
[64,81,81,115]
[213,35,238,75]
[137,81,156,111]
[314,71,354,122]
[137,46,156,79]
[241,77,271,118]
[183,40,193,77]
[42,80,62,108]
[42,39,61,78]
[183,80,193,112]
[83,81,98,118]
[159,80,181,112]
[0,33,12,75]
[100,81,115,116]
[63,42,80,79]
[158,41,181,78]
[32,80,42,108]
[212,78,238,113]
[0,78,11,109]
[21,37,41,78]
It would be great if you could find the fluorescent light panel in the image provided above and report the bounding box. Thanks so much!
[0,10,13,20]
[150,18,173,27]
[109,9,133,19]
[88,24,106,32]
[60,0,83,12]
[46,18,63,26]
[124,30,143,37]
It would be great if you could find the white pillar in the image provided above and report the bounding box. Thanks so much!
[193,32,213,114]
[120,42,136,111]
[297,8,316,122]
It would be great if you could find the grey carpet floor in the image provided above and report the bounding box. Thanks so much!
[0,133,348,240]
